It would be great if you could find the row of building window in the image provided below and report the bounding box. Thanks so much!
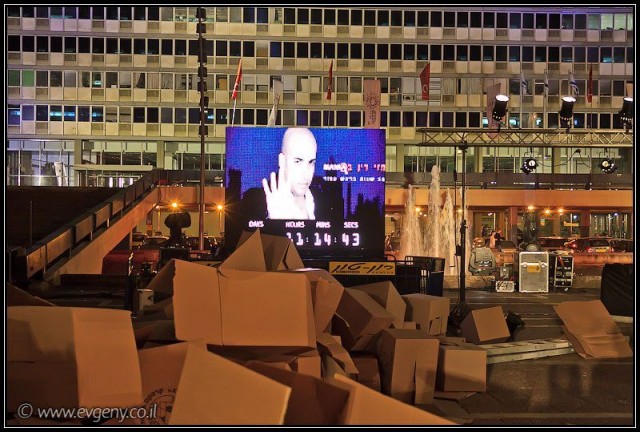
[8,69,631,99]
[7,7,633,31]
[8,36,633,64]
[7,104,630,130]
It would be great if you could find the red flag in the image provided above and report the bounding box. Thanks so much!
[587,64,593,103]
[327,60,333,100]
[420,63,430,100]
[231,59,242,100]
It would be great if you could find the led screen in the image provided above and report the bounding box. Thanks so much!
[225,127,386,260]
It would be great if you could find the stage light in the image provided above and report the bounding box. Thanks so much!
[599,158,617,173]
[492,95,510,122]
[520,157,538,174]
[559,96,576,131]
[619,97,633,132]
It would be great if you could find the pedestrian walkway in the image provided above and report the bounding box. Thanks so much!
[431,288,635,426]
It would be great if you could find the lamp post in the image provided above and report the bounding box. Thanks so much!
[196,8,209,251]
[450,142,472,328]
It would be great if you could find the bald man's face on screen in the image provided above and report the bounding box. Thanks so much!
[279,128,317,197]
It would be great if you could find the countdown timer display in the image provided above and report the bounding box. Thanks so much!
[225,127,385,260]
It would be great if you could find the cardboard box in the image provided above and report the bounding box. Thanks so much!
[207,346,321,379]
[218,270,316,348]
[375,328,440,404]
[246,361,350,425]
[330,314,379,352]
[328,374,456,425]
[170,345,291,425]
[280,269,344,334]
[403,321,417,330]
[312,278,344,334]
[135,340,207,425]
[351,353,381,392]
[334,288,395,350]
[351,281,406,330]
[460,306,511,344]
[436,343,487,392]
[7,306,142,411]
[145,260,316,348]
[554,300,633,359]
[292,349,322,378]
[402,294,450,336]
[145,259,223,344]
[316,332,359,375]
[219,229,267,272]
[236,230,303,271]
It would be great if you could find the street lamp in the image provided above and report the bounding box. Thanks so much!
[216,203,224,233]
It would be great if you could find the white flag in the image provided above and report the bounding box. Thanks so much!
[267,79,283,127]
[544,69,549,97]
[569,72,579,97]
[520,70,529,95]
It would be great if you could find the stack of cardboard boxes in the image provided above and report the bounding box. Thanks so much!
[7,231,505,425]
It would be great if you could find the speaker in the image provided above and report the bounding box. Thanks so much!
[600,263,633,317]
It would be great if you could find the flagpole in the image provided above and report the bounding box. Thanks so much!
[519,71,523,128]
[231,98,237,127]
[543,68,547,129]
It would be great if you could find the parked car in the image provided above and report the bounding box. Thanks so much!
[185,236,213,251]
[609,238,634,253]
[564,237,612,253]
[538,236,570,253]
[139,235,169,249]
[132,232,147,249]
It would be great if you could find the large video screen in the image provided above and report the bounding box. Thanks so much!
[225,127,386,260]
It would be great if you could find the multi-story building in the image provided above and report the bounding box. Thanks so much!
[5,6,634,241]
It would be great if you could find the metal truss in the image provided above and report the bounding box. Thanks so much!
[415,128,633,148]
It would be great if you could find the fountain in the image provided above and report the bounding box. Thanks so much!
[398,184,423,260]
[440,189,457,275]
[395,165,467,277]
[423,165,441,258]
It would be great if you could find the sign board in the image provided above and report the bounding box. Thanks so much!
[329,261,396,276]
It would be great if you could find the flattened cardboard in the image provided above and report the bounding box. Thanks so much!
[402,294,450,336]
[312,278,344,334]
[460,306,510,344]
[316,332,359,375]
[7,283,55,306]
[135,340,207,425]
[8,306,142,411]
[217,270,316,348]
[436,344,487,392]
[220,230,267,272]
[351,281,406,330]
[246,361,350,425]
[169,345,291,425]
[328,374,456,425]
[351,353,381,392]
[335,288,395,348]
[554,300,633,359]
[375,328,440,405]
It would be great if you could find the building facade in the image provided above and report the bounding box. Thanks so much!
[5,6,634,240]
